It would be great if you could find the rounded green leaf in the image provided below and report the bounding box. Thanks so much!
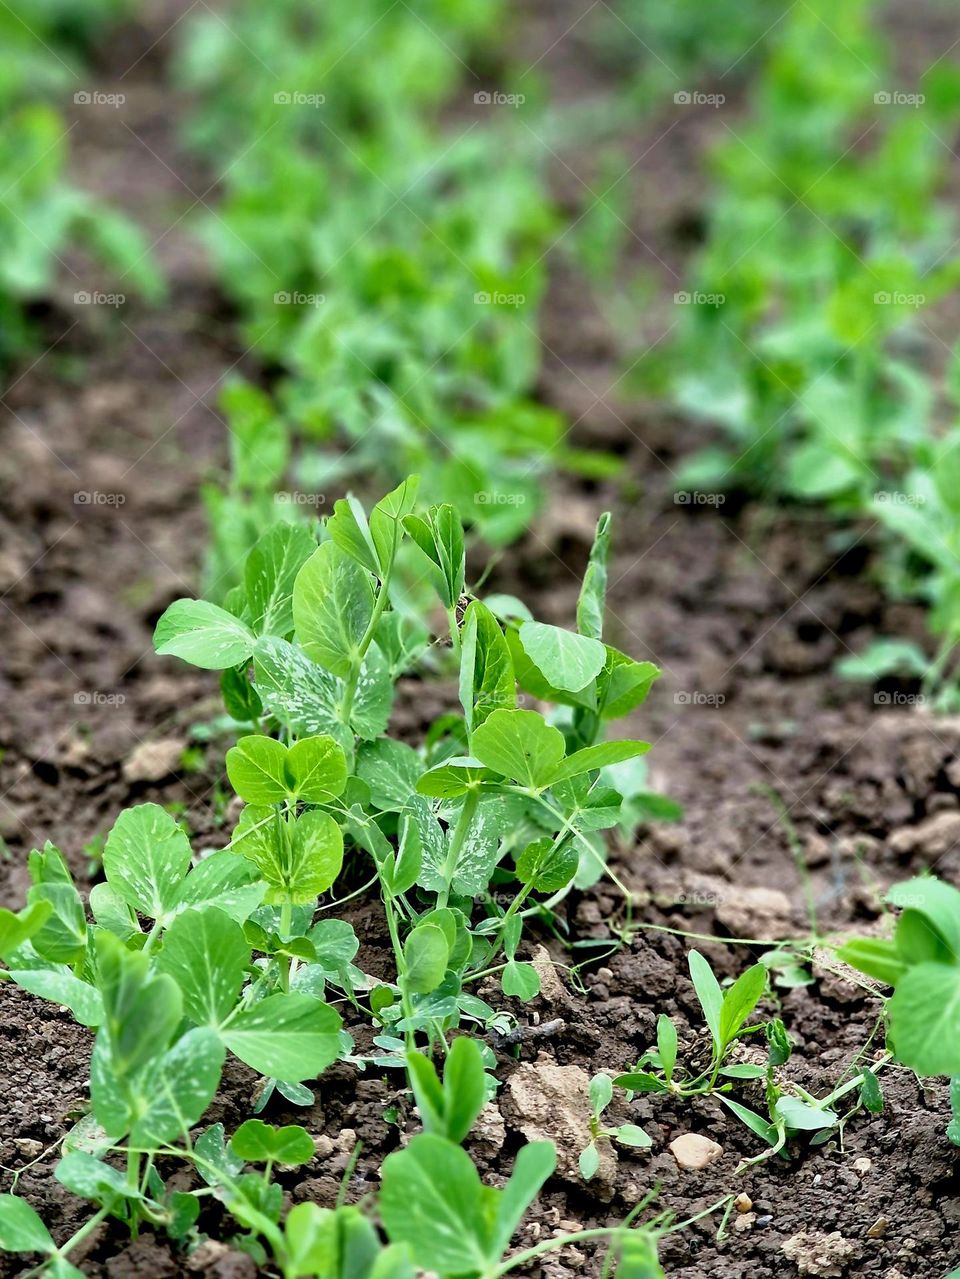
[154,599,256,670]
[226,735,290,804]
[287,735,348,804]
[231,1119,315,1166]
[222,993,343,1081]
[403,924,449,994]
[0,1195,55,1254]
[519,621,606,693]
[470,709,565,789]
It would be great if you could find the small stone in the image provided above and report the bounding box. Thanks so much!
[867,1218,888,1239]
[854,1157,872,1174]
[13,1138,43,1159]
[531,946,567,1005]
[669,1133,723,1170]
[313,1135,335,1158]
[734,1212,756,1233]
[782,1230,857,1276]
[734,1193,753,1213]
[122,738,185,784]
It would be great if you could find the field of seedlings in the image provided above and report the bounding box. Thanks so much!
[2,0,960,1275]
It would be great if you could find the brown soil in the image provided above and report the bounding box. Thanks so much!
[1,2,958,1277]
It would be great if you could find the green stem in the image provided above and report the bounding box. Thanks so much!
[491,1227,638,1277]
[446,605,461,656]
[341,576,392,725]
[278,900,292,993]
[436,789,480,909]
[383,890,414,1049]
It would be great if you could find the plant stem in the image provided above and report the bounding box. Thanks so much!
[491,1227,639,1276]
[341,577,392,725]
[436,789,480,909]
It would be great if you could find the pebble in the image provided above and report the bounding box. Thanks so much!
[734,1193,753,1213]
[867,1217,888,1239]
[854,1157,872,1174]
[13,1138,43,1159]
[669,1133,723,1170]
[734,1213,756,1233]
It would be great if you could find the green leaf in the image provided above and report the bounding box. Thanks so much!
[616,1123,652,1148]
[612,1072,669,1094]
[519,621,606,693]
[403,505,465,609]
[328,495,380,575]
[357,739,422,811]
[597,650,660,720]
[589,1073,613,1113]
[173,851,264,921]
[244,524,316,636]
[774,1096,837,1133]
[688,950,723,1053]
[860,1069,884,1114]
[95,932,183,1082]
[403,924,450,995]
[657,1014,678,1084]
[889,963,960,1076]
[293,542,374,677]
[0,1195,55,1254]
[380,1134,491,1273]
[948,1077,960,1146]
[576,512,611,640]
[837,937,906,987]
[231,1119,315,1166]
[222,993,343,1081]
[131,1028,225,1146]
[12,971,103,1027]
[579,1143,600,1180]
[226,735,290,804]
[416,757,494,799]
[717,1096,777,1144]
[502,961,540,1000]
[471,709,565,789]
[369,475,421,574]
[154,599,256,670]
[254,637,343,742]
[0,901,52,960]
[719,964,766,1047]
[442,1037,488,1145]
[231,808,343,904]
[889,878,960,960]
[103,804,192,921]
[156,908,248,1027]
[516,837,577,893]
[286,735,348,803]
[546,739,650,785]
[221,667,263,724]
[55,1153,131,1207]
[24,883,86,964]
[489,1141,556,1258]
[459,601,515,734]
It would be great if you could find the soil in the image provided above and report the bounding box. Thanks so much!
[1,2,958,1277]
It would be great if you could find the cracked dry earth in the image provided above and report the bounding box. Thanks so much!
[1,0,959,1275]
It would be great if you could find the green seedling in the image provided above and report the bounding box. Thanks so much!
[579,1073,652,1181]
